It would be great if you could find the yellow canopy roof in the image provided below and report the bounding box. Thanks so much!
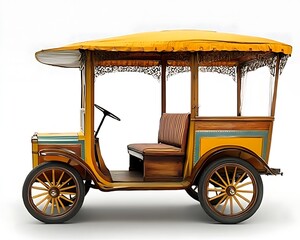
[36,30,292,67]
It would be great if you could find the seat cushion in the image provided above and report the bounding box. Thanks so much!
[128,143,183,159]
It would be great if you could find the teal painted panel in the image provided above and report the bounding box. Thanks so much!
[38,135,79,141]
[38,135,85,160]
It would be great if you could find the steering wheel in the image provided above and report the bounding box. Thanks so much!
[94,104,121,121]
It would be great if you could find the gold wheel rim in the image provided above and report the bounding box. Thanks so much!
[30,167,78,217]
[205,163,257,217]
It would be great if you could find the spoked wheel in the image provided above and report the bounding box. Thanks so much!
[22,162,85,223]
[198,158,263,224]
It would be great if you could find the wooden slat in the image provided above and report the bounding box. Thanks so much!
[194,117,273,130]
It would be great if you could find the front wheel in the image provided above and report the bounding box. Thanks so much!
[22,162,85,223]
[198,158,263,224]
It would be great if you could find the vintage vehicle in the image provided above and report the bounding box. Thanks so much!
[22,30,292,224]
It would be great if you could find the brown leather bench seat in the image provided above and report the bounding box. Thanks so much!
[128,143,183,158]
[127,113,190,181]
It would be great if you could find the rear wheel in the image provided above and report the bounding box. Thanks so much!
[22,162,85,223]
[198,158,263,224]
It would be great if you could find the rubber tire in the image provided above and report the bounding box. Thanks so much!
[198,158,263,224]
[22,162,85,223]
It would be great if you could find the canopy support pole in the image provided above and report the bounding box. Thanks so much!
[190,53,199,118]
[271,54,281,116]
[237,65,242,116]
[161,58,167,115]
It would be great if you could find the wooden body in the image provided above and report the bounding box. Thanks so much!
[34,115,276,191]
[193,117,273,164]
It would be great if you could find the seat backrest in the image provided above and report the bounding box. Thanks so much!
[158,113,190,151]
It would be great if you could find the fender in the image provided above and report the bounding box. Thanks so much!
[39,148,100,189]
[189,145,280,185]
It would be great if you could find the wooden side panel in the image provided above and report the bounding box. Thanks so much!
[37,144,87,179]
[144,156,183,181]
[193,117,274,164]
[194,117,273,130]
[38,144,82,165]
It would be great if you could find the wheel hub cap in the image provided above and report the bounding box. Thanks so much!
[226,186,236,196]
[49,187,59,198]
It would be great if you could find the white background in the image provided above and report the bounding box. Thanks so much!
[0,0,299,239]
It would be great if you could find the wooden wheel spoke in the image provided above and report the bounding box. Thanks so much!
[236,189,253,193]
[56,171,65,187]
[60,185,76,191]
[60,195,74,204]
[59,177,72,188]
[36,178,50,189]
[233,195,244,211]
[55,198,61,214]
[52,169,55,186]
[236,181,252,189]
[207,188,224,192]
[232,166,237,185]
[221,197,230,214]
[57,198,66,211]
[32,191,49,199]
[60,191,76,196]
[215,171,228,187]
[32,185,48,191]
[215,194,227,209]
[209,192,226,202]
[42,197,51,213]
[43,172,53,187]
[234,172,247,187]
[209,178,225,189]
[236,193,251,203]
[51,198,55,215]
[36,195,50,207]
[224,166,230,185]
[230,196,233,215]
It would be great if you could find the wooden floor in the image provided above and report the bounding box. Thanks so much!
[111,170,144,182]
